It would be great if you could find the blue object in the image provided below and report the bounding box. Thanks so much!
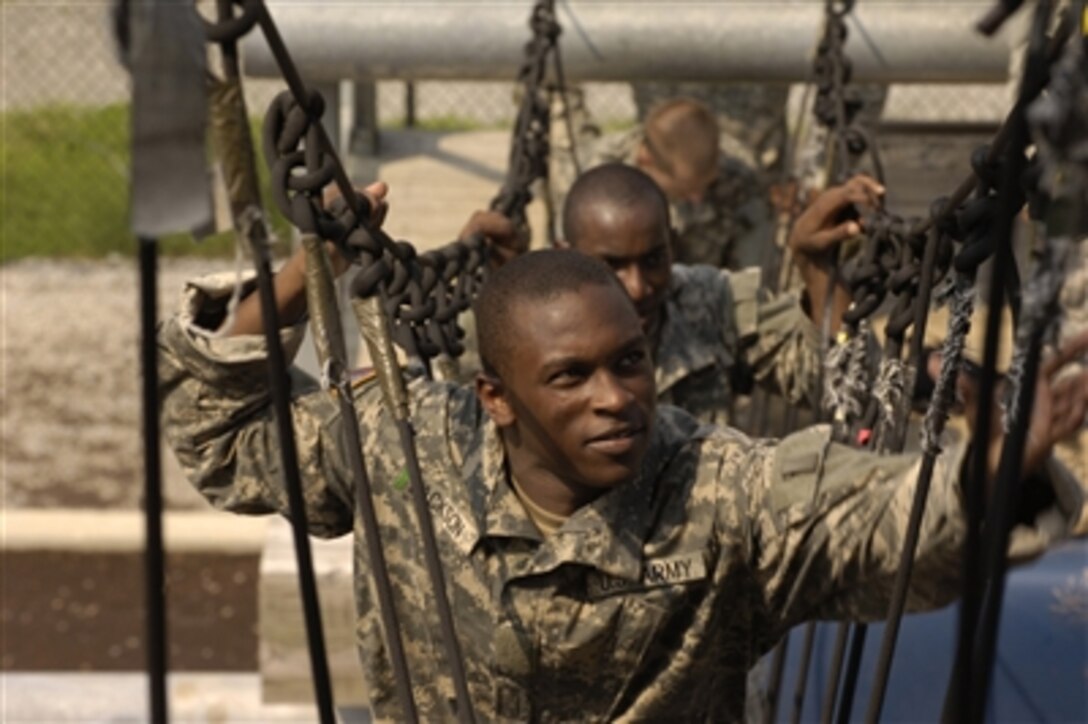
[767,539,1088,722]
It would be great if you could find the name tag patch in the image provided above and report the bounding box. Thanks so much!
[426,489,477,555]
[587,553,707,599]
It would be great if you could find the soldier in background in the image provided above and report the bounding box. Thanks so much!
[158,177,1088,719]
[550,94,774,270]
[472,164,878,426]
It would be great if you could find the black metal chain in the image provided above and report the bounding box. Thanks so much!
[812,0,884,185]
[492,0,564,233]
[260,88,490,371]
[201,4,341,722]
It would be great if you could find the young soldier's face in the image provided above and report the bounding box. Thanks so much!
[492,284,656,491]
[570,205,673,343]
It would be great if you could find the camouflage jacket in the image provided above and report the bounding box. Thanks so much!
[550,123,775,270]
[655,264,820,427]
[160,274,1081,723]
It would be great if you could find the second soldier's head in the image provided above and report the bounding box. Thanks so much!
[561,163,674,344]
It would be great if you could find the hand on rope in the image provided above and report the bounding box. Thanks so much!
[788,175,884,255]
[221,181,389,338]
[259,87,490,366]
[927,330,1088,480]
[788,174,884,330]
[459,209,527,269]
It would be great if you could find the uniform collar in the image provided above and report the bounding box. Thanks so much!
[655,290,719,395]
[477,420,542,543]
[473,415,677,583]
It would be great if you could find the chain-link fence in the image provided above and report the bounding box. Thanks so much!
[2,0,1013,261]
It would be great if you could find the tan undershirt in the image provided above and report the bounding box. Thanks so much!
[510,476,569,537]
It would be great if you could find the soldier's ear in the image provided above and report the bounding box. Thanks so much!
[475,371,515,426]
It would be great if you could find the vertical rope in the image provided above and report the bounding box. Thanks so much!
[139,235,168,724]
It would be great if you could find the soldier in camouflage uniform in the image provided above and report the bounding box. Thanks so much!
[160,185,1088,721]
[507,164,869,427]
[466,166,879,427]
[550,94,774,270]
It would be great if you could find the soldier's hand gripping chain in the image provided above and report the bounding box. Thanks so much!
[221,181,389,337]
[787,174,885,335]
[460,210,527,269]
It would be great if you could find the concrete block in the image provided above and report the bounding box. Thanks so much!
[258,517,367,708]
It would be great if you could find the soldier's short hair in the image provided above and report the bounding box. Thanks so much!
[475,249,627,377]
[643,97,720,178]
[561,163,669,245]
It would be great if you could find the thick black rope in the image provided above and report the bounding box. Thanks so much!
[802,3,912,719]
[864,6,1070,723]
[139,235,168,724]
[299,235,420,721]
[788,622,819,724]
[208,3,480,719]
[203,3,338,721]
[964,4,1086,720]
[492,0,564,237]
[823,206,933,724]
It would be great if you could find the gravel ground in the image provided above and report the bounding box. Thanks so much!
[0,551,258,671]
[2,256,237,510]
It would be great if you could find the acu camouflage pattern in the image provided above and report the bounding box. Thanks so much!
[548,92,775,270]
[157,273,1085,723]
[655,264,822,427]
[1055,240,1088,511]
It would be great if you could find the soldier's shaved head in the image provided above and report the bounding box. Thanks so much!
[562,163,670,246]
[642,96,720,181]
[474,248,629,377]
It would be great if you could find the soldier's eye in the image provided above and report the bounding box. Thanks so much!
[643,250,666,269]
[618,349,647,371]
[548,366,588,387]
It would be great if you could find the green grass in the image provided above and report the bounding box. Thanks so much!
[1,103,290,262]
[382,114,503,133]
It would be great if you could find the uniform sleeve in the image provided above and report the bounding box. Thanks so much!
[730,424,1084,635]
[723,267,822,407]
[158,271,365,538]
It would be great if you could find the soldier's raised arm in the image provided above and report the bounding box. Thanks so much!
[458,209,525,268]
[729,330,1088,637]
[787,174,885,331]
[157,180,390,535]
[223,181,388,337]
[725,174,886,408]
